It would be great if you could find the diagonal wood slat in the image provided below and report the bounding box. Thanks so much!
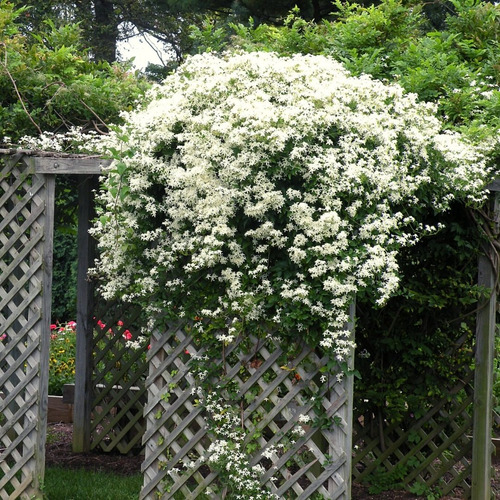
[88,303,148,455]
[352,368,476,498]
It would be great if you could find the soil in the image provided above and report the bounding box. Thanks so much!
[45,423,143,477]
[45,423,500,498]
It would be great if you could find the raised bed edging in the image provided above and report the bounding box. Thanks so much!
[48,395,73,423]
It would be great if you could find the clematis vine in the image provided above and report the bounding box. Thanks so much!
[89,52,489,359]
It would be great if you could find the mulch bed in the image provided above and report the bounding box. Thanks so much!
[45,423,143,476]
[45,423,499,498]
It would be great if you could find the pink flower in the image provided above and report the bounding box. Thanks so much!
[0,334,6,341]
[50,324,57,330]
[97,320,106,329]
[68,321,77,330]
[117,320,124,326]
[123,330,133,340]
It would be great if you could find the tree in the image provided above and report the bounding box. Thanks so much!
[12,0,119,62]
[12,0,203,65]
[164,0,334,23]
[0,1,149,142]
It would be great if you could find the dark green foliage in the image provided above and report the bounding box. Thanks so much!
[52,231,77,321]
[355,203,483,422]
[51,176,79,322]
[365,464,407,494]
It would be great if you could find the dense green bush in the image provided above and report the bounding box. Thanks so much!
[0,2,149,143]
[51,176,79,321]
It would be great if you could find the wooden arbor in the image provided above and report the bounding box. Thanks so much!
[0,149,498,498]
[0,150,355,499]
[0,151,110,498]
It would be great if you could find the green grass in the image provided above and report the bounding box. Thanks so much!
[43,467,142,500]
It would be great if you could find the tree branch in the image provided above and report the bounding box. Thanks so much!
[0,45,42,135]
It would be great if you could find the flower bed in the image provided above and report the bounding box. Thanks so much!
[49,322,77,396]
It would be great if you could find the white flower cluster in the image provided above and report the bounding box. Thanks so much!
[203,392,279,499]
[19,128,102,153]
[125,335,147,350]
[91,51,489,357]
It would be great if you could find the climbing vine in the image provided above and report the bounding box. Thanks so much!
[91,51,489,358]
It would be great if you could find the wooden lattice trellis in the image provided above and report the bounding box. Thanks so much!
[89,303,148,454]
[0,155,54,499]
[141,321,354,500]
[352,370,475,498]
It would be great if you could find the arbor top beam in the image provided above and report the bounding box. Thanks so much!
[2,149,500,190]
[0,149,111,175]
[33,157,111,174]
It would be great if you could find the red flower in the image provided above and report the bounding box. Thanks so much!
[68,321,76,330]
[117,320,124,326]
[50,324,57,330]
[123,330,133,340]
[97,320,106,329]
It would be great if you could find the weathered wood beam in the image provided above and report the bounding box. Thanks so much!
[471,192,498,499]
[35,173,55,493]
[73,175,99,452]
[1,149,112,174]
[34,157,111,175]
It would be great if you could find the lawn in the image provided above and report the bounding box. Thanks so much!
[43,467,142,500]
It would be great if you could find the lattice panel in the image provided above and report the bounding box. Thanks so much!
[353,370,475,498]
[141,325,352,499]
[90,303,147,454]
[0,156,53,498]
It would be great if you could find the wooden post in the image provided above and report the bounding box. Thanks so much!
[344,299,355,499]
[471,194,498,500]
[73,175,98,452]
[35,172,55,490]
